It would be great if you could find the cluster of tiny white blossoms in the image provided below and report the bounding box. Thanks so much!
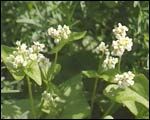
[48,25,71,44]
[92,41,118,70]
[91,23,134,70]
[41,90,65,114]
[114,71,135,88]
[103,56,118,70]
[92,42,109,55]
[7,41,48,69]
[42,91,65,104]
[112,23,133,57]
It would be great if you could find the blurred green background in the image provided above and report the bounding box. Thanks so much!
[1,1,149,119]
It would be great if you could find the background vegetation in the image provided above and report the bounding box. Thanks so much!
[1,1,149,119]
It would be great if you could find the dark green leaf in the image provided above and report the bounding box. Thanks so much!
[50,31,86,54]
[59,74,91,119]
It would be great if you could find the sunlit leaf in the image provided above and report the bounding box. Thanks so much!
[24,61,42,86]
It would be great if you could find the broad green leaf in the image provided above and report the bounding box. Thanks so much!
[104,84,149,115]
[123,101,138,115]
[50,31,86,54]
[100,69,118,82]
[1,45,25,81]
[82,70,100,78]
[1,45,16,63]
[16,18,42,27]
[39,61,52,81]
[68,31,87,42]
[2,98,40,119]
[135,102,149,119]
[10,69,25,81]
[82,69,118,83]
[2,100,23,119]
[131,74,149,99]
[24,61,42,86]
[59,74,90,119]
[47,63,61,81]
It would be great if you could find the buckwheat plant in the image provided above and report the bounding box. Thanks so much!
[48,25,71,44]
[82,23,145,119]
[1,23,87,119]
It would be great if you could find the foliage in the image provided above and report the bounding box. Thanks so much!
[1,1,149,119]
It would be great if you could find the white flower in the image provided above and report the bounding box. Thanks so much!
[32,42,45,52]
[54,39,61,44]
[20,43,27,52]
[111,40,125,56]
[92,42,109,55]
[14,55,24,64]
[111,36,133,56]
[37,53,48,63]
[16,41,21,46]
[114,71,135,88]
[7,41,48,69]
[119,37,133,51]
[48,25,71,43]
[29,53,37,60]
[42,90,64,104]
[113,23,128,39]
[103,55,118,70]
[23,61,28,67]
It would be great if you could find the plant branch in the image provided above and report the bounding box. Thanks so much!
[27,76,36,118]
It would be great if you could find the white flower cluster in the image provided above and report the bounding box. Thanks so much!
[7,41,48,69]
[92,42,118,70]
[113,23,128,39]
[48,25,71,44]
[42,91,65,104]
[41,90,65,114]
[114,71,135,88]
[103,56,118,70]
[112,23,133,57]
[92,42,109,55]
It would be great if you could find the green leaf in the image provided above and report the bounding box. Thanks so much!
[82,69,118,83]
[1,45,25,81]
[16,18,42,27]
[131,74,149,99]
[24,61,42,86]
[1,45,16,63]
[47,63,61,81]
[68,31,87,42]
[59,74,90,119]
[100,69,118,82]
[2,98,40,119]
[82,70,100,78]
[104,84,149,115]
[10,69,25,81]
[50,31,86,54]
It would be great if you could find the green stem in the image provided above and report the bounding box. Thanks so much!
[54,52,58,65]
[91,78,98,113]
[118,56,122,73]
[48,52,58,84]
[91,53,104,115]
[27,76,36,119]
[102,102,115,118]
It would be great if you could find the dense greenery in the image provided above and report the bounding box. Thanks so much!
[1,1,149,119]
